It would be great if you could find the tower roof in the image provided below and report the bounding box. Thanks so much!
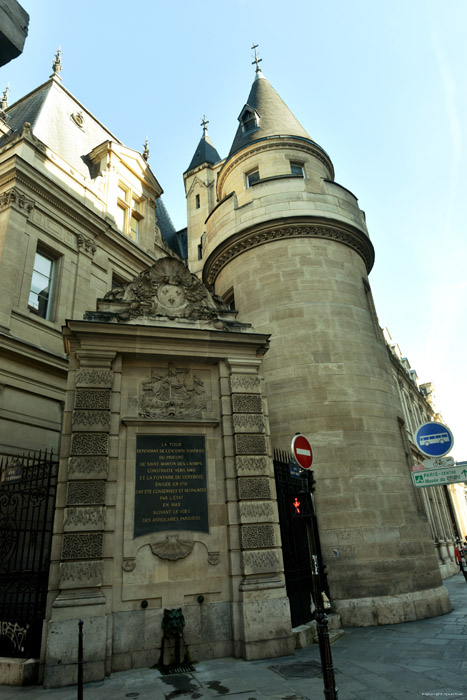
[227,72,314,159]
[185,132,221,173]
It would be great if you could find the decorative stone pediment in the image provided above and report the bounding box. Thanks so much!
[85,257,242,331]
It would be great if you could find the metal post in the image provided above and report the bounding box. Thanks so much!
[303,479,338,700]
[77,619,83,700]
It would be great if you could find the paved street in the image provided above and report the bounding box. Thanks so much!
[1,572,466,700]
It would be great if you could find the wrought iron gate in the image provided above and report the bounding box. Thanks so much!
[273,449,328,629]
[0,450,58,658]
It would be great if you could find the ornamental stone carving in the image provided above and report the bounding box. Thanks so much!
[238,477,271,500]
[241,524,275,549]
[243,549,280,574]
[235,434,267,455]
[59,560,103,586]
[235,456,268,473]
[71,433,108,456]
[74,389,111,410]
[230,375,261,394]
[72,410,110,428]
[62,533,104,560]
[232,394,263,413]
[0,187,34,216]
[76,369,113,387]
[239,502,274,519]
[233,414,265,433]
[66,481,105,505]
[138,364,207,419]
[122,559,136,572]
[76,233,97,255]
[85,257,241,331]
[204,220,375,285]
[68,456,108,478]
[150,535,194,561]
[64,506,105,531]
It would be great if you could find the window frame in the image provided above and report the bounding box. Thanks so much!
[246,169,260,188]
[117,183,144,243]
[28,248,57,321]
[290,161,305,177]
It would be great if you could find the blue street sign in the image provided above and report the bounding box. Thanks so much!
[289,457,302,479]
[415,422,454,458]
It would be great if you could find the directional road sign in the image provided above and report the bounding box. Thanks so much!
[291,434,313,470]
[423,456,455,470]
[415,422,454,458]
[412,463,467,488]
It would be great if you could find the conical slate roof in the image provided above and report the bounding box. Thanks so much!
[185,132,221,173]
[227,72,313,159]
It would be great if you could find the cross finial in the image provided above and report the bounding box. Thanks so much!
[142,138,149,162]
[52,47,62,77]
[201,115,209,136]
[251,43,262,73]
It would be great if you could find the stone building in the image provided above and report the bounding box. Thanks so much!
[0,51,464,687]
[384,328,467,574]
[0,53,179,457]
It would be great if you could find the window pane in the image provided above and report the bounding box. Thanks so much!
[118,185,127,201]
[130,215,139,241]
[291,163,304,176]
[247,170,260,187]
[29,251,53,319]
[116,205,126,230]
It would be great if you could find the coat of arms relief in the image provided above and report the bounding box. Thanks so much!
[129,364,209,419]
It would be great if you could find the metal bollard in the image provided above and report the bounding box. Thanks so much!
[77,619,83,700]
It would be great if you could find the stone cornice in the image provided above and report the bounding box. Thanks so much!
[203,217,375,287]
[217,139,334,200]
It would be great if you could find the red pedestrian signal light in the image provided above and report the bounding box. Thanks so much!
[291,491,313,518]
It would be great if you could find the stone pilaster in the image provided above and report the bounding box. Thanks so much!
[226,359,293,660]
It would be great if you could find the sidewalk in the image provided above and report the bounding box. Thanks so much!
[1,572,466,700]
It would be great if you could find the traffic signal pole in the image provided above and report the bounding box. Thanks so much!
[301,473,338,700]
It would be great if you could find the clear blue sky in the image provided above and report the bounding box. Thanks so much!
[4,0,466,459]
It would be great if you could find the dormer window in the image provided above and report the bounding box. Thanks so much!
[239,105,259,134]
[116,183,143,243]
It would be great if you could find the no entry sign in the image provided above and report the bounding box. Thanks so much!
[291,434,313,470]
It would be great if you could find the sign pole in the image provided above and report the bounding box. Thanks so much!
[293,435,338,700]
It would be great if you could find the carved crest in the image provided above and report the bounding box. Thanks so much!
[91,257,233,329]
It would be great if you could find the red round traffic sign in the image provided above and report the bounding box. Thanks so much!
[291,434,313,469]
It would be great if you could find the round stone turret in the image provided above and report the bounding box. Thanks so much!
[186,69,450,627]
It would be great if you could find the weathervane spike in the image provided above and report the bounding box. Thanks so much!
[201,115,209,136]
[251,43,262,73]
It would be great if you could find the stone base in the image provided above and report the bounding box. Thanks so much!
[334,584,451,627]
[439,561,459,579]
[293,613,343,649]
[0,657,39,686]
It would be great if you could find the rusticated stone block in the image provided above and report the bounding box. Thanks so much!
[66,481,105,505]
[241,524,275,549]
[74,389,111,410]
[242,549,281,575]
[59,560,103,588]
[63,506,105,531]
[76,369,113,387]
[233,414,265,433]
[71,433,108,456]
[238,477,271,500]
[230,375,261,394]
[232,394,263,413]
[235,455,269,474]
[235,434,267,455]
[68,456,109,478]
[62,533,103,559]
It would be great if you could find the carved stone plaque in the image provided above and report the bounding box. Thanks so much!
[134,435,208,537]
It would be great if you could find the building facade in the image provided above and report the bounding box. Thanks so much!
[0,52,465,686]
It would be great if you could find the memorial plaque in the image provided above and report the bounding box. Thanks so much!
[134,435,209,537]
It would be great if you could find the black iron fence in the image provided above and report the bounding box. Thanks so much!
[0,450,58,658]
